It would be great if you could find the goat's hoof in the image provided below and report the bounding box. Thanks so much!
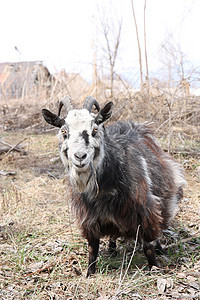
[86,273,95,278]
[86,269,96,278]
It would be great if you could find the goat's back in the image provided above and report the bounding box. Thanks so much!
[106,120,185,222]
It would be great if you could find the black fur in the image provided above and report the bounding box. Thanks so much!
[81,130,89,146]
[94,147,100,159]
[72,121,185,276]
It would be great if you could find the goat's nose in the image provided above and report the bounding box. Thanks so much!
[74,152,87,162]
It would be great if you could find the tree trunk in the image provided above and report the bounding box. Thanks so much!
[131,0,143,92]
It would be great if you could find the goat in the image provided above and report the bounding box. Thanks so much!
[42,95,186,277]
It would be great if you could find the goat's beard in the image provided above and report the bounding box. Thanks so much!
[69,162,98,195]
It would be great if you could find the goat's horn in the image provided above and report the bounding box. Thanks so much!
[58,96,73,116]
[83,96,100,112]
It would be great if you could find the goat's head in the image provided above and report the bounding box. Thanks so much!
[42,96,113,193]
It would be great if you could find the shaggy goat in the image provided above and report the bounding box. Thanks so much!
[42,96,185,277]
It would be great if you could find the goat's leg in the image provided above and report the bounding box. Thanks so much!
[86,237,100,277]
[108,238,117,256]
[143,242,158,268]
[108,238,116,252]
[155,240,165,255]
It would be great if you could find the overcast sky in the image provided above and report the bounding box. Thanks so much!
[1,0,199,85]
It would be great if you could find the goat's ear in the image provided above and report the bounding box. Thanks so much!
[42,109,65,128]
[95,102,113,125]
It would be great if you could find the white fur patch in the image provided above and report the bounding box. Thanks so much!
[165,156,186,188]
[141,156,152,188]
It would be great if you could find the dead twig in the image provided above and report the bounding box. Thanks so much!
[166,235,199,249]
[0,140,21,153]
[6,138,27,155]
[23,263,55,277]
[0,138,27,154]
[164,149,200,156]
[116,225,140,298]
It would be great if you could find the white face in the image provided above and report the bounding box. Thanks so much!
[42,100,113,193]
[59,109,104,174]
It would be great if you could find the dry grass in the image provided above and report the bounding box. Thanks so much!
[0,131,199,299]
[0,94,200,299]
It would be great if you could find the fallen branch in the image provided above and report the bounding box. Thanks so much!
[166,235,199,249]
[165,149,200,156]
[0,146,11,155]
[0,140,21,152]
[6,138,27,155]
[0,170,16,176]
[24,263,55,277]
[0,138,27,155]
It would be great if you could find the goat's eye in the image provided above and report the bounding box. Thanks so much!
[92,127,98,137]
[61,127,69,138]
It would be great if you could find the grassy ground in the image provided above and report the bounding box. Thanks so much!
[0,129,200,299]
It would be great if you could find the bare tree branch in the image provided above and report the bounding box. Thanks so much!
[131,0,143,92]
[144,0,149,96]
